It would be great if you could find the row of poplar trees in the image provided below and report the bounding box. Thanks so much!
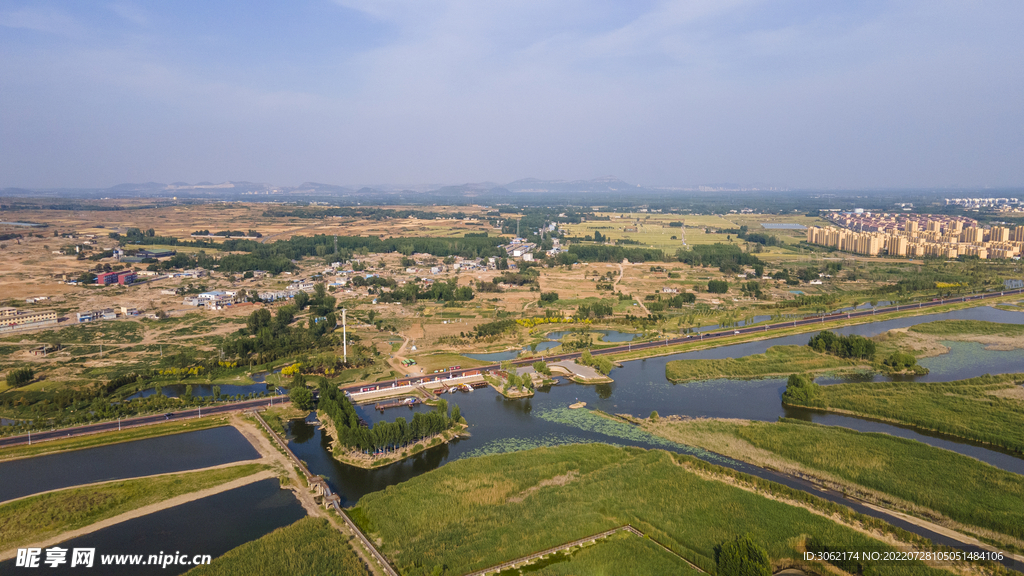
[317,380,461,454]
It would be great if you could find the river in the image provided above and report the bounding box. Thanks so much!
[287,305,1024,505]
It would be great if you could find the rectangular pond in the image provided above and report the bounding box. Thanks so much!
[0,426,260,502]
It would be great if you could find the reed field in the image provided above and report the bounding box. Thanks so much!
[790,374,1024,454]
[909,320,1024,338]
[501,531,701,576]
[186,517,369,576]
[350,444,951,576]
[645,418,1024,541]
[665,345,862,382]
[0,463,267,550]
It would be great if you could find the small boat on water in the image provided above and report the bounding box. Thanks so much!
[569,402,586,409]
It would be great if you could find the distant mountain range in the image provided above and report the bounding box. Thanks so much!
[0,176,814,206]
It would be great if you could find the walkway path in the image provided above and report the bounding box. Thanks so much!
[461,525,706,576]
[250,410,399,576]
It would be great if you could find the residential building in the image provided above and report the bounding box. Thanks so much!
[1,308,58,328]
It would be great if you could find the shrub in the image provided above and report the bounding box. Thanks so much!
[539,292,559,303]
[883,351,917,371]
[781,373,819,405]
[716,536,771,576]
[532,361,552,376]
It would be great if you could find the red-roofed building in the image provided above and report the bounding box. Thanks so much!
[96,271,120,285]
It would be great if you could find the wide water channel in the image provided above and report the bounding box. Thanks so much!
[0,479,305,576]
[0,426,260,502]
[288,305,1024,506]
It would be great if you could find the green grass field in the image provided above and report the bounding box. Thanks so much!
[1,321,144,344]
[909,320,1024,338]
[186,517,369,576]
[665,345,862,382]
[0,463,267,550]
[0,417,232,461]
[350,443,949,576]
[644,418,1024,542]
[502,530,701,576]
[788,374,1024,454]
[415,352,490,372]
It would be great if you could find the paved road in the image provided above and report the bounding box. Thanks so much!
[0,396,289,448]
[342,288,1024,393]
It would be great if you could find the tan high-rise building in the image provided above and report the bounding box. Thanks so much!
[960,227,983,243]
[989,226,1010,243]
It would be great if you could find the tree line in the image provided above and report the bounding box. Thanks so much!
[807,331,876,359]
[675,244,765,273]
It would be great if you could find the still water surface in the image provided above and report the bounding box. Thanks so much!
[0,426,259,502]
[0,479,305,576]
[289,306,1024,506]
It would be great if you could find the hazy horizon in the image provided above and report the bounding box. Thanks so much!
[2,1,1023,190]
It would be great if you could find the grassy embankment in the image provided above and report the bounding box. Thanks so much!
[0,416,232,461]
[640,417,1024,546]
[908,320,1024,339]
[259,406,308,436]
[786,373,1024,455]
[0,463,268,550]
[413,353,490,373]
[665,345,862,382]
[350,443,952,576]
[186,517,369,576]
[604,296,1021,365]
[665,317,1024,383]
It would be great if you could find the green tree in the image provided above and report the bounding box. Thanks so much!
[246,308,272,335]
[5,367,34,387]
[707,280,729,294]
[781,373,819,405]
[716,536,771,576]
[294,291,310,310]
[532,361,551,376]
[289,386,314,410]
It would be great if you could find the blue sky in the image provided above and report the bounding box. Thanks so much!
[1,1,1022,189]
